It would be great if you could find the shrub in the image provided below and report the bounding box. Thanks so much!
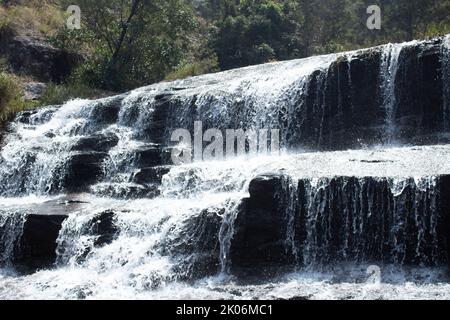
[0,71,24,123]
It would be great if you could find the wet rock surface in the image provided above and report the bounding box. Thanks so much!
[230,174,450,277]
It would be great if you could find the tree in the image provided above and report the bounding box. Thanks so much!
[59,0,195,91]
[213,0,305,70]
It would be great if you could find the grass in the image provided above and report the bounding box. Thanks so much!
[0,1,64,38]
[0,71,25,123]
[40,82,112,106]
[165,56,220,81]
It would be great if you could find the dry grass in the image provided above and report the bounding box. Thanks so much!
[0,1,64,38]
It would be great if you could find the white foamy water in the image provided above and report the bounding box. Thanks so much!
[1,144,450,299]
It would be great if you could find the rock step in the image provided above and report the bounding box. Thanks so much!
[0,198,119,273]
[230,174,450,277]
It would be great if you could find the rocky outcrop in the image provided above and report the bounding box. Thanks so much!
[132,166,171,185]
[0,197,121,273]
[396,40,447,144]
[70,133,119,153]
[147,36,449,151]
[0,28,82,83]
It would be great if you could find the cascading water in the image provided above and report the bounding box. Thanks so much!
[299,176,441,267]
[443,35,450,131]
[0,209,26,267]
[380,43,403,144]
[1,36,450,299]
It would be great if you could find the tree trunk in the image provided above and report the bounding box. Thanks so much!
[110,0,142,68]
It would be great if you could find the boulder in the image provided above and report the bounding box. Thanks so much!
[56,210,120,265]
[133,146,173,167]
[87,96,124,125]
[16,106,59,125]
[90,210,118,247]
[165,208,223,280]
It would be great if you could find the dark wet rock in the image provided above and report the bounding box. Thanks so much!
[87,96,124,125]
[438,175,450,263]
[16,213,68,272]
[71,133,119,153]
[395,40,445,144]
[56,210,120,265]
[166,208,223,281]
[132,166,171,184]
[0,196,98,272]
[62,152,108,192]
[133,146,163,167]
[133,146,173,167]
[16,106,59,125]
[230,174,296,277]
[154,92,174,101]
[229,174,450,277]
[90,210,118,247]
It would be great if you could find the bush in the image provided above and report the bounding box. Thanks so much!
[0,72,24,123]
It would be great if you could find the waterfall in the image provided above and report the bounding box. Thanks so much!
[0,35,450,299]
[380,43,403,144]
[218,198,241,274]
[443,35,450,131]
[0,209,26,267]
[280,176,300,264]
[249,175,443,270]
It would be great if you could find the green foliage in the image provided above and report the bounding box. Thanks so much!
[2,0,449,97]
[57,0,196,91]
[0,71,24,123]
[40,82,107,106]
[165,55,220,81]
[212,0,304,70]
[207,0,450,70]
